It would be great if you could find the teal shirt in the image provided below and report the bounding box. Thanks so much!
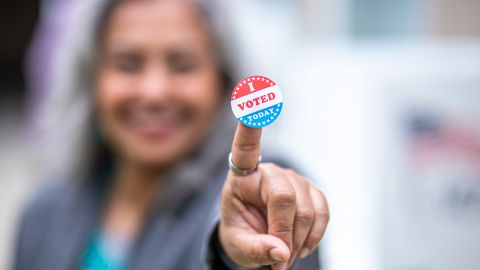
[82,232,130,270]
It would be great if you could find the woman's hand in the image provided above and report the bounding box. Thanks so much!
[219,124,329,270]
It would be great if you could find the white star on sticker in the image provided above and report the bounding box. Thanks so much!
[247,78,251,82]
[265,80,269,83]
[270,83,273,86]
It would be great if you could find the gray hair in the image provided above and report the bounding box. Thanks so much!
[32,0,239,179]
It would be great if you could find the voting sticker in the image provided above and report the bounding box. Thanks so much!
[231,75,283,128]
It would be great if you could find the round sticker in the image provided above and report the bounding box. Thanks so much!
[231,75,284,128]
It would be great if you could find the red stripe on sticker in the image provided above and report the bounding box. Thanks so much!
[231,75,277,100]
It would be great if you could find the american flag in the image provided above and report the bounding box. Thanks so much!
[407,112,480,167]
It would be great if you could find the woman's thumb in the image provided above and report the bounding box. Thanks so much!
[237,232,290,266]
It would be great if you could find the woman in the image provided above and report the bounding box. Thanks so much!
[16,0,329,269]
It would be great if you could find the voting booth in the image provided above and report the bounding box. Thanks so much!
[267,44,480,270]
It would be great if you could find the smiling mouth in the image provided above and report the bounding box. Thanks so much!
[126,107,191,140]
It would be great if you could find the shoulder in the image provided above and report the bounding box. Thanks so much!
[21,179,82,222]
[14,178,85,269]
[17,178,86,243]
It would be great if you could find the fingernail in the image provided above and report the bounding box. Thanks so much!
[299,247,310,258]
[269,248,286,262]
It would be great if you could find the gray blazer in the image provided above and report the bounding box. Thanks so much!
[13,157,320,270]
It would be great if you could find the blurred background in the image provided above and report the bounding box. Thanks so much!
[1,0,480,269]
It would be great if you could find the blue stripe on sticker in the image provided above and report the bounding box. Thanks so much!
[237,103,283,128]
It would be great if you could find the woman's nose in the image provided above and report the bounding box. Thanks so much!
[137,67,174,102]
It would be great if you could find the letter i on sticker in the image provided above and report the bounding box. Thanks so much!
[231,75,284,128]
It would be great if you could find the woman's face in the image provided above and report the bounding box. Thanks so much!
[96,0,223,169]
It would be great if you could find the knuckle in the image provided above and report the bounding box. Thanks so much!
[317,210,330,223]
[296,208,315,226]
[301,177,312,187]
[316,189,328,202]
[235,141,260,153]
[270,188,296,206]
[248,242,264,265]
[274,222,293,235]
[285,168,297,176]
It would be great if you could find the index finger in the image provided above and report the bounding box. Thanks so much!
[231,123,262,170]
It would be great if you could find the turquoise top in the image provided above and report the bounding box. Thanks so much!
[82,231,130,270]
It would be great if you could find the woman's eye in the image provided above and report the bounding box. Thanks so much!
[112,54,142,73]
[169,54,198,73]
